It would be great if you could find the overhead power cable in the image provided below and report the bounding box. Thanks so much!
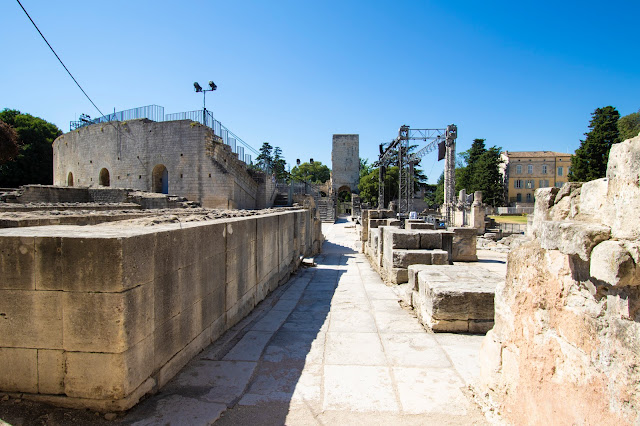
[16,0,105,118]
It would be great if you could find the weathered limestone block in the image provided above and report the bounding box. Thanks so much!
[0,348,38,393]
[0,236,35,290]
[63,283,154,353]
[0,209,316,412]
[0,290,62,349]
[65,337,154,400]
[406,222,436,230]
[37,349,65,395]
[450,227,478,261]
[539,220,610,261]
[390,249,448,268]
[383,229,421,250]
[419,230,443,249]
[550,182,582,221]
[531,187,560,237]
[408,264,434,291]
[578,178,608,221]
[415,265,500,333]
[480,237,640,425]
[590,240,640,287]
[606,135,640,240]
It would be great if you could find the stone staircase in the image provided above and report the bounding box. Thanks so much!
[273,193,290,207]
[316,197,335,223]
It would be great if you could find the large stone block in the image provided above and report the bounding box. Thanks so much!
[63,283,153,353]
[578,178,608,221]
[34,236,62,291]
[37,349,65,395]
[406,222,436,230]
[0,236,35,290]
[0,290,62,349]
[256,215,279,283]
[539,221,611,261]
[606,135,640,240]
[590,240,640,287]
[65,336,154,400]
[390,249,448,268]
[61,232,155,292]
[450,227,478,261]
[415,265,501,333]
[0,348,37,393]
[384,229,421,250]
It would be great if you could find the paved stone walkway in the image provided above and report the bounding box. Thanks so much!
[124,218,489,425]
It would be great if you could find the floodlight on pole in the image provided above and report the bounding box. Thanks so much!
[193,80,217,125]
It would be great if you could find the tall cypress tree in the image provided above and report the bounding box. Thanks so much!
[569,106,620,182]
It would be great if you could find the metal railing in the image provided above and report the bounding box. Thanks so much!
[497,222,527,235]
[70,105,256,165]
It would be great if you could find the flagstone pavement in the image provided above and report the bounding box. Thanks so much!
[123,218,492,425]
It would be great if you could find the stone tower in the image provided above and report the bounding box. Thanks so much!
[330,134,359,194]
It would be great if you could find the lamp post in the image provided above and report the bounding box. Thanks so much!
[194,81,217,125]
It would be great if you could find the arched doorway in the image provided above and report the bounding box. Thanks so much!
[67,172,74,187]
[152,164,168,194]
[337,185,352,215]
[99,168,110,186]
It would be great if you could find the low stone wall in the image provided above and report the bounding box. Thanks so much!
[479,135,640,424]
[0,209,320,411]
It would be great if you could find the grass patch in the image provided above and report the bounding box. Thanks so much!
[489,214,528,224]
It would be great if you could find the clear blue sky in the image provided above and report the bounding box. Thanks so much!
[2,0,639,183]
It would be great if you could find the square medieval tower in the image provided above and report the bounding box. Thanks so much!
[330,134,359,194]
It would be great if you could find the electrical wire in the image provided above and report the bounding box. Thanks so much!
[16,0,106,119]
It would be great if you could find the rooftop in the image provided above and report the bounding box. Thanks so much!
[502,150,572,158]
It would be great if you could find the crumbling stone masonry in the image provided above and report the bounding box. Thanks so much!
[479,134,640,425]
[53,119,276,209]
[0,209,321,412]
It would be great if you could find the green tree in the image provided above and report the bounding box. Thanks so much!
[0,109,62,187]
[452,138,504,206]
[0,119,19,165]
[358,166,399,207]
[474,147,504,206]
[618,110,640,141]
[290,161,331,183]
[359,158,372,180]
[569,106,620,182]
[435,172,445,205]
[272,146,287,180]
[255,142,273,170]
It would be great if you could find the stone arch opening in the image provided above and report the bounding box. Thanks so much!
[67,172,74,187]
[99,168,110,187]
[152,164,169,194]
[337,185,352,202]
[336,185,352,215]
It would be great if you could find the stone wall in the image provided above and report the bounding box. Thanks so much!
[479,135,640,425]
[53,119,261,209]
[0,209,321,411]
[330,134,359,194]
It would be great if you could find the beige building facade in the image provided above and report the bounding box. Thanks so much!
[500,151,572,205]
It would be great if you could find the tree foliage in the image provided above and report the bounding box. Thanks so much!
[290,161,331,183]
[272,147,287,180]
[569,106,620,182]
[255,142,273,170]
[358,166,399,207]
[0,109,62,187]
[253,142,288,180]
[0,119,19,165]
[618,110,640,141]
[453,139,504,206]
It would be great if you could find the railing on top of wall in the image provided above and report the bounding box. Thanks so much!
[70,105,257,166]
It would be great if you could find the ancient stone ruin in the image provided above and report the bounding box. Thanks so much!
[479,134,640,424]
[0,186,323,411]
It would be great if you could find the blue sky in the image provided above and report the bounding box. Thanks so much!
[2,1,639,183]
